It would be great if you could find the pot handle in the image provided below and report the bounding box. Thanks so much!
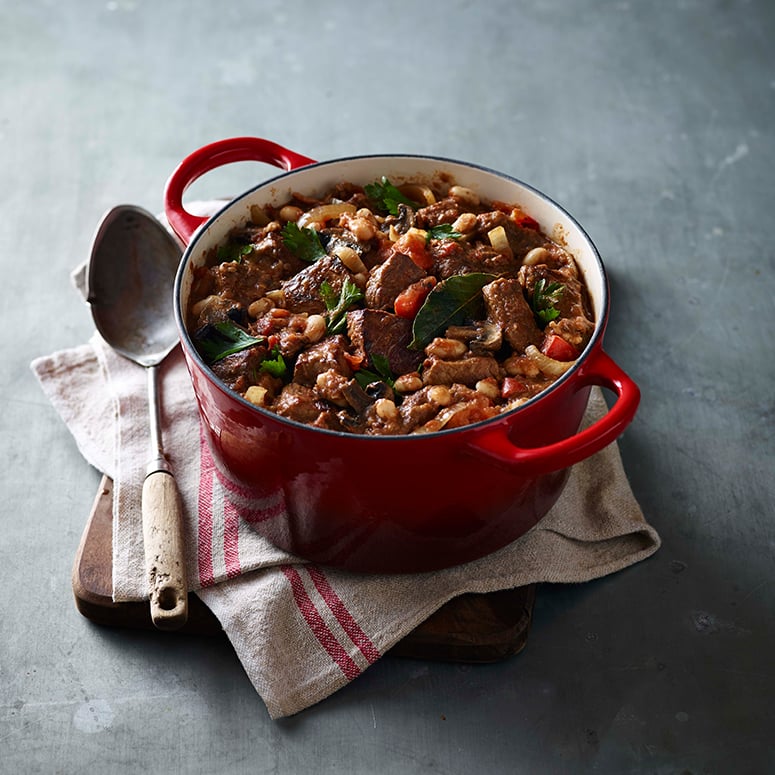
[467,348,640,476]
[163,137,317,244]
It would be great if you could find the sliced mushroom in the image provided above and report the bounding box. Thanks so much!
[364,380,395,403]
[445,322,503,355]
[391,203,416,235]
[469,322,503,355]
[340,379,374,413]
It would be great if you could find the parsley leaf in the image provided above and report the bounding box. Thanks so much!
[531,278,564,325]
[364,176,418,216]
[259,346,287,378]
[426,223,462,242]
[282,221,327,263]
[354,353,396,390]
[194,320,264,363]
[321,277,364,334]
[217,243,253,263]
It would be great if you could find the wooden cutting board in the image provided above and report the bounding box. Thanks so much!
[72,475,536,663]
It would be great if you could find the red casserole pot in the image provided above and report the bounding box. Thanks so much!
[164,137,640,573]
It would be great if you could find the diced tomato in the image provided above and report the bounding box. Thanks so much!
[515,214,540,231]
[343,352,364,371]
[266,334,280,350]
[541,334,579,361]
[394,231,433,270]
[501,377,529,400]
[394,277,437,319]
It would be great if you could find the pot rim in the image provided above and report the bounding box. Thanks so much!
[173,152,609,441]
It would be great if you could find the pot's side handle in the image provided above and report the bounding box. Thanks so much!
[468,349,640,476]
[163,137,317,244]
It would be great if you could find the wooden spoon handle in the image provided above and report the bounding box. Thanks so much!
[141,470,189,630]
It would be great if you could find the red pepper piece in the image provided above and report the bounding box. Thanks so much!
[515,214,540,231]
[501,377,529,400]
[394,277,437,319]
[541,334,579,361]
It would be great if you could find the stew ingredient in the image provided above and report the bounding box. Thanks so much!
[186,177,595,435]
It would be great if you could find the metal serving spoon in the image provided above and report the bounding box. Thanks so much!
[87,204,188,631]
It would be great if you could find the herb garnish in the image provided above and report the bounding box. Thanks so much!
[194,320,264,363]
[364,177,418,216]
[410,273,496,350]
[282,221,327,263]
[321,277,365,334]
[531,278,565,325]
[426,224,462,242]
[354,353,396,391]
[260,346,287,378]
[217,243,253,263]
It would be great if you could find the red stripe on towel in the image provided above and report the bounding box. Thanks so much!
[197,430,215,588]
[223,498,241,579]
[307,565,381,664]
[239,498,287,524]
[281,565,361,681]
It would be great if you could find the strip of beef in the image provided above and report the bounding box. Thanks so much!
[429,240,520,280]
[281,254,353,314]
[518,258,591,321]
[210,345,269,393]
[365,251,426,310]
[518,253,595,349]
[422,355,500,387]
[414,196,466,228]
[346,309,423,375]
[272,383,326,424]
[293,334,354,386]
[482,277,543,353]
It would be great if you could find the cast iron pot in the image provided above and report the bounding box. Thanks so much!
[164,137,640,573]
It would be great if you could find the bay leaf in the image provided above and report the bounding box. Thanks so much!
[409,272,496,350]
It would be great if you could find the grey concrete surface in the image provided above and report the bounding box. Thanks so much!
[2,1,773,772]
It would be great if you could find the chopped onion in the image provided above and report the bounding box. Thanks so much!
[398,183,436,206]
[297,202,356,228]
[525,345,576,377]
[488,225,513,258]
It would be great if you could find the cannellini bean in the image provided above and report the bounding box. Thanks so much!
[425,337,468,360]
[504,354,541,378]
[244,385,268,406]
[248,297,273,317]
[525,344,576,377]
[452,212,477,233]
[375,398,398,420]
[393,373,423,393]
[304,314,327,343]
[332,244,367,275]
[265,289,285,305]
[522,247,549,266]
[315,370,350,407]
[343,211,378,241]
[427,385,452,406]
[448,185,479,207]
[475,379,500,400]
[279,205,303,222]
